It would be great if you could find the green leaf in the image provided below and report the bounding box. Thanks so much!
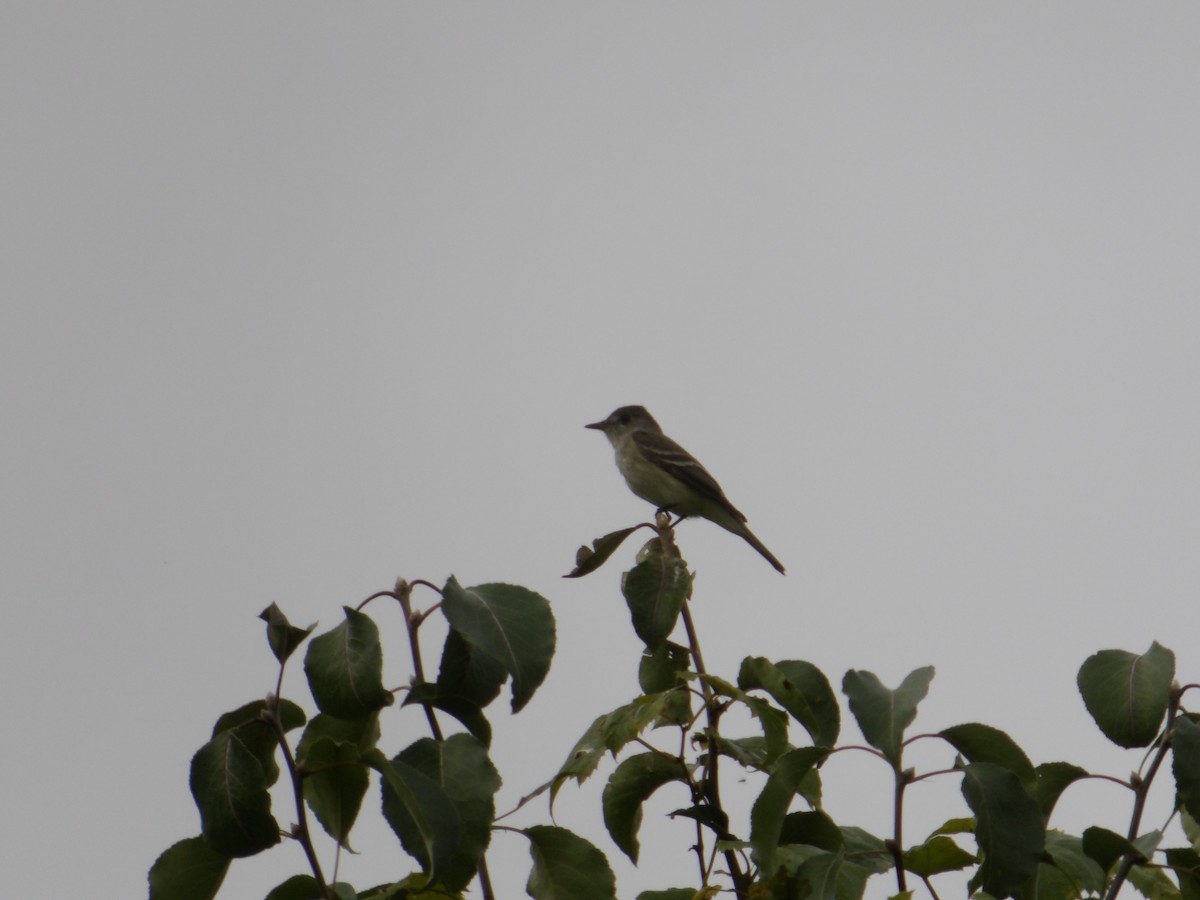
[296,712,380,760]
[189,731,281,857]
[840,826,893,875]
[524,825,617,900]
[210,698,306,787]
[441,578,556,713]
[403,683,493,746]
[380,735,500,892]
[926,816,975,838]
[300,737,369,849]
[148,836,230,900]
[636,891,701,900]
[779,810,843,851]
[565,526,642,577]
[550,714,608,809]
[638,642,693,725]
[1077,642,1174,748]
[621,539,692,650]
[939,723,1035,789]
[602,752,690,863]
[1175,716,1200,823]
[842,667,934,764]
[668,804,731,841]
[700,674,790,765]
[364,748,435,884]
[435,626,508,709]
[960,762,1044,898]
[739,657,840,748]
[304,608,395,719]
[1164,848,1200,900]
[1082,826,1141,872]
[259,602,316,664]
[1043,830,1105,896]
[903,835,976,877]
[750,746,830,877]
[263,875,325,900]
[1128,862,1182,900]
[1033,762,1088,821]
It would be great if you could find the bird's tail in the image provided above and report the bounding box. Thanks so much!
[737,523,786,574]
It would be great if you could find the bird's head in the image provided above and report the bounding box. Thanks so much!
[585,405,661,439]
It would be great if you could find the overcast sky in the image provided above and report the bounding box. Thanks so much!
[4,4,1200,898]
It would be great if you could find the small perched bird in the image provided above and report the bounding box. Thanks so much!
[586,405,785,574]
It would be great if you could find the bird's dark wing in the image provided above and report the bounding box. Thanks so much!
[632,429,748,522]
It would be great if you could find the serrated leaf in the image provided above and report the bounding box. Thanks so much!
[148,835,230,900]
[739,657,840,748]
[550,714,608,809]
[841,826,893,875]
[565,526,642,577]
[903,835,976,877]
[842,667,934,764]
[1077,643,1174,748]
[638,643,694,726]
[1128,862,1182,900]
[1164,848,1200,900]
[621,540,692,650]
[364,748,435,884]
[259,603,316,665]
[301,737,369,849]
[793,849,846,900]
[441,579,556,713]
[961,762,1044,898]
[602,752,690,863]
[750,746,830,877]
[668,804,731,841]
[939,723,1035,789]
[296,712,380,761]
[1082,826,1140,872]
[379,735,500,893]
[524,825,617,900]
[304,608,395,719]
[189,731,281,857]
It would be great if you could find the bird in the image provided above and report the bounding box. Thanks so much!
[586,405,785,574]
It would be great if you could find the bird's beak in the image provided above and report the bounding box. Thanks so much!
[585,419,606,431]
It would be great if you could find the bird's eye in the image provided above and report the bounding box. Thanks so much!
[618,413,630,424]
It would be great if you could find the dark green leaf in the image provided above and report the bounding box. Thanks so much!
[1077,642,1174,748]
[259,603,316,664]
[304,608,395,719]
[380,736,500,892]
[939,723,1036,789]
[602,752,690,863]
[1175,716,1200,822]
[263,875,325,900]
[565,526,642,577]
[903,835,976,877]
[841,826,893,875]
[1043,830,1105,896]
[701,674,790,765]
[779,810,843,851]
[961,762,1044,898]
[1082,826,1140,872]
[926,817,975,837]
[301,737,369,849]
[364,749,435,883]
[296,712,380,761]
[1127,862,1180,900]
[739,657,840,748]
[668,804,731,840]
[210,698,306,787]
[1165,848,1200,900]
[1033,762,1089,821]
[638,641,691,693]
[792,849,845,900]
[524,825,617,900]
[750,747,830,877]
[842,667,934,764]
[403,683,492,746]
[550,714,608,809]
[435,627,508,709]
[189,732,280,857]
[441,579,556,713]
[148,836,230,900]
[635,891,699,900]
[621,539,692,650]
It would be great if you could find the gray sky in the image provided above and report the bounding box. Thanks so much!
[4,4,1200,898]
